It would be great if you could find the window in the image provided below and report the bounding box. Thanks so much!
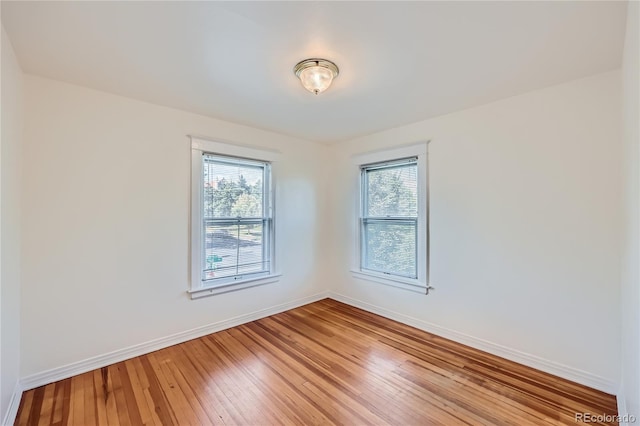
[352,143,430,294]
[361,158,418,278]
[190,137,279,298]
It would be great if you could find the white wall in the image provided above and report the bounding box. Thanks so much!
[0,26,23,422]
[620,0,640,418]
[328,71,623,390]
[20,75,330,377]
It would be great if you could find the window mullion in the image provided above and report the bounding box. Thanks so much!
[363,217,417,222]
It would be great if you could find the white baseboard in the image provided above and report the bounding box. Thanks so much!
[617,388,629,425]
[2,381,23,426]
[328,292,617,395]
[20,291,330,392]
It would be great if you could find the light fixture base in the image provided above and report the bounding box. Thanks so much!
[294,58,339,79]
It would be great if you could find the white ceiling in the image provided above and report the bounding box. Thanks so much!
[1,1,628,144]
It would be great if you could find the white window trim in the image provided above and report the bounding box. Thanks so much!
[350,142,432,294]
[189,135,282,299]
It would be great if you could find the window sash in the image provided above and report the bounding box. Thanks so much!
[202,153,269,219]
[201,218,271,282]
[361,219,418,279]
[362,158,418,218]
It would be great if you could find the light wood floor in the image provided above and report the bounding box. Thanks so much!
[16,299,618,425]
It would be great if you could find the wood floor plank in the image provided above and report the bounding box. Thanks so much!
[27,385,45,426]
[176,339,244,425]
[164,344,230,425]
[116,362,144,426]
[229,324,364,425]
[194,336,266,425]
[65,378,76,426]
[49,382,64,426]
[36,384,55,426]
[109,363,133,426]
[202,331,306,425]
[123,359,156,426]
[103,366,121,426]
[14,299,619,425]
[15,386,33,426]
[249,316,454,424]
[160,348,215,425]
[58,379,71,426]
[139,356,176,425]
[90,370,108,426]
[146,353,200,425]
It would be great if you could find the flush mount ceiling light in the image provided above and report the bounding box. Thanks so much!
[293,58,339,95]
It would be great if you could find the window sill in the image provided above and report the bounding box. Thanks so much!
[350,270,428,294]
[189,274,282,299]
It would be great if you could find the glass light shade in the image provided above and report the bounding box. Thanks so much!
[294,58,339,95]
[299,66,334,95]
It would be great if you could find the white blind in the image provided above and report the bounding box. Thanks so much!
[362,158,418,278]
[201,154,271,282]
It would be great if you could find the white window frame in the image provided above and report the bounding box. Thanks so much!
[350,142,431,294]
[189,136,281,299]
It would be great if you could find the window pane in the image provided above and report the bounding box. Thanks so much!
[363,221,416,278]
[238,222,267,275]
[366,163,417,217]
[203,222,267,280]
[203,157,264,218]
